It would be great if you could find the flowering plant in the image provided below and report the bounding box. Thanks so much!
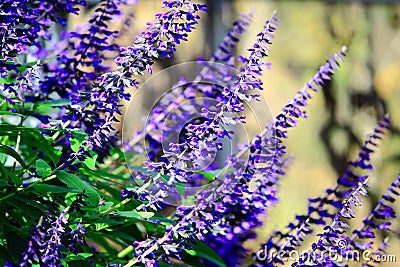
[0,1,399,267]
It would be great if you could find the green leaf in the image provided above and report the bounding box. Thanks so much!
[0,153,7,164]
[35,159,51,178]
[0,111,24,116]
[91,181,128,202]
[0,144,26,168]
[5,230,25,263]
[32,99,71,116]
[32,184,79,194]
[109,229,137,243]
[0,127,60,165]
[92,218,124,231]
[65,252,93,262]
[98,202,114,212]
[0,164,21,185]
[0,125,85,138]
[33,99,71,111]
[86,232,117,254]
[81,166,131,181]
[31,133,60,165]
[185,240,227,267]
[83,152,97,170]
[193,169,220,182]
[0,125,38,133]
[179,251,204,267]
[70,132,88,153]
[115,211,155,219]
[57,171,99,206]
[0,76,16,84]
[7,196,48,216]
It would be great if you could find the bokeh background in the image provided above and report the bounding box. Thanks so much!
[69,0,400,265]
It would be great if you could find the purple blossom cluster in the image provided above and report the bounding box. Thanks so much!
[2,0,207,168]
[290,172,400,267]
[121,13,279,266]
[293,178,371,267]
[37,0,130,157]
[362,238,391,267]
[256,115,391,266]
[0,0,85,63]
[126,12,253,163]
[19,196,86,267]
[67,0,207,169]
[351,174,400,248]
[123,15,396,267]
[209,47,348,265]
[123,13,277,215]
[1,0,86,102]
[41,0,128,101]
[123,25,399,266]
[201,45,348,267]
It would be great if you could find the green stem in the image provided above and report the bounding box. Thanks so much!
[0,174,57,203]
[100,198,131,216]
[51,120,71,141]
[118,246,134,259]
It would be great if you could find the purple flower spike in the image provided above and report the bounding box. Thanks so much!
[258,115,390,266]
[350,174,400,250]
[64,0,206,169]
[123,13,278,267]
[126,12,276,215]
[127,11,254,164]
[293,179,370,267]
[20,196,87,266]
[251,47,347,266]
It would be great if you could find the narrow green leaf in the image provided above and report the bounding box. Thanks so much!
[65,252,93,261]
[186,240,227,267]
[9,196,48,215]
[83,153,97,170]
[0,144,26,168]
[0,164,21,185]
[93,218,124,231]
[0,153,7,164]
[81,167,131,181]
[5,230,25,263]
[33,99,71,111]
[0,125,39,134]
[32,184,79,194]
[31,133,60,165]
[57,171,99,206]
[115,211,155,219]
[98,202,114,212]
[35,159,51,178]
[0,127,59,165]
[0,111,24,116]
[70,132,88,153]
[91,181,128,202]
